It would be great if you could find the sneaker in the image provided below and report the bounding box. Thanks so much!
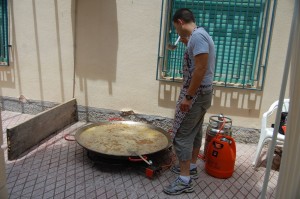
[163,177,194,195]
[170,165,199,179]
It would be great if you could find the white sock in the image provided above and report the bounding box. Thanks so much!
[179,175,191,183]
[190,163,197,170]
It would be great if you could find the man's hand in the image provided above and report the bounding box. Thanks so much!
[180,98,192,112]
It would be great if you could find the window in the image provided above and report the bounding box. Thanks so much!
[157,0,277,90]
[0,0,8,66]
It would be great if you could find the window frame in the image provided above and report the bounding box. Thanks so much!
[156,0,278,91]
[0,0,9,66]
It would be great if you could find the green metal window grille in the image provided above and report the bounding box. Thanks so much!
[0,0,8,66]
[157,0,277,90]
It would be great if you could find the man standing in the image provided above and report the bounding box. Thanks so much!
[164,8,215,195]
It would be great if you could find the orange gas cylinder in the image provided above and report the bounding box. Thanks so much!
[205,134,236,179]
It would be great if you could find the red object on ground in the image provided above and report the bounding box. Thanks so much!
[197,153,205,161]
[145,168,155,179]
[282,125,287,134]
[205,134,236,179]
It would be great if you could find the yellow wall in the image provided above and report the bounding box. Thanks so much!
[0,0,75,102]
[0,0,294,128]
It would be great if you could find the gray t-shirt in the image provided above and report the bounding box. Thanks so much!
[187,27,215,86]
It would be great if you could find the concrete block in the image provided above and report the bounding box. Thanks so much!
[0,188,8,199]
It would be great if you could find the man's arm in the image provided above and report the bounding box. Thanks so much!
[180,53,208,112]
[186,53,208,96]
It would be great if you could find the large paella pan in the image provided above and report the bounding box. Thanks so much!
[75,121,172,158]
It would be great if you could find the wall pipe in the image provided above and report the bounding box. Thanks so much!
[275,0,300,197]
[260,0,297,198]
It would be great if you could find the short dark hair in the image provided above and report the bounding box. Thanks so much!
[172,8,195,23]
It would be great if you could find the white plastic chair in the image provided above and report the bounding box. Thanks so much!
[252,99,290,168]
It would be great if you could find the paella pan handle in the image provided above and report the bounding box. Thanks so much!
[128,155,152,166]
[127,149,153,165]
[108,117,124,121]
[64,134,75,141]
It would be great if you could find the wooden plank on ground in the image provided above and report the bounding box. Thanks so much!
[7,98,78,160]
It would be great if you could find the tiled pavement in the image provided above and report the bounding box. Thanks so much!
[1,111,279,199]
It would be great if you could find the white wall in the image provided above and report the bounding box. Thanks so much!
[0,0,294,128]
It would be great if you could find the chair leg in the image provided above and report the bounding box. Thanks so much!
[253,137,266,168]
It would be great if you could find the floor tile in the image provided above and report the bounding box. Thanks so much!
[2,111,279,199]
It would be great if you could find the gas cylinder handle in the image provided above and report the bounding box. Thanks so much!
[216,135,236,152]
[220,135,235,143]
[216,135,235,143]
[213,141,224,149]
[225,136,236,152]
